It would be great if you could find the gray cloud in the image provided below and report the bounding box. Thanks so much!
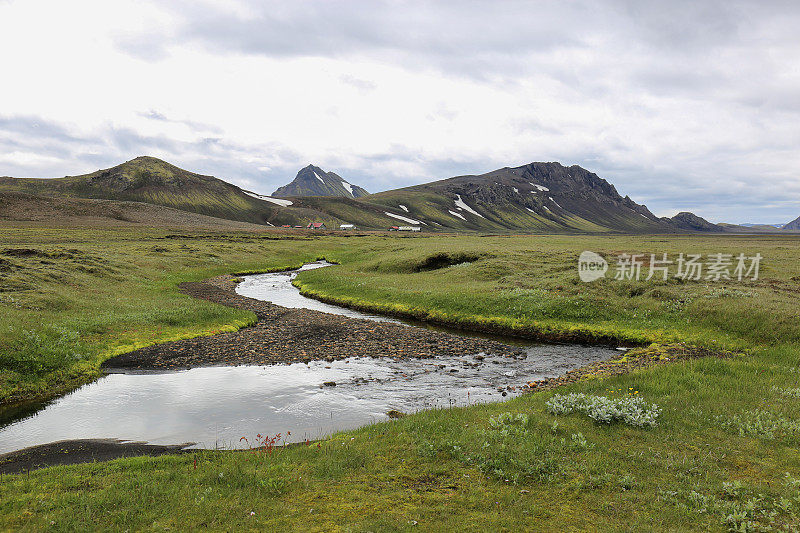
[3,1,800,223]
[0,116,83,144]
[0,115,300,190]
[137,111,225,135]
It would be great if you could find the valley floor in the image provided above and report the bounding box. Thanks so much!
[1,224,800,531]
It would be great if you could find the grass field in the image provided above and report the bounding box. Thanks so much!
[1,224,800,531]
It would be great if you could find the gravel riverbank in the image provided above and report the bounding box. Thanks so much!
[102,275,526,371]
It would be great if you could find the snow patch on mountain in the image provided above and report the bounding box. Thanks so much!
[385,212,423,225]
[341,181,354,196]
[448,210,467,221]
[243,191,294,207]
[454,194,484,218]
[530,183,549,192]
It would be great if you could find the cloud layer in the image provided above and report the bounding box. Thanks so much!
[1,0,798,222]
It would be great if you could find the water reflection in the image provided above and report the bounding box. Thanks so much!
[236,262,402,323]
[0,350,611,453]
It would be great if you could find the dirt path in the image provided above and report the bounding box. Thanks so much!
[102,275,526,371]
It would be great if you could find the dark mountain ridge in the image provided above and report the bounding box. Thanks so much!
[360,162,675,233]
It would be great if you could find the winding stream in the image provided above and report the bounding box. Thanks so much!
[0,262,618,454]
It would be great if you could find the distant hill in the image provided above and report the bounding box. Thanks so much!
[716,223,788,233]
[0,157,337,227]
[272,165,368,199]
[739,223,786,228]
[783,215,800,230]
[661,212,724,232]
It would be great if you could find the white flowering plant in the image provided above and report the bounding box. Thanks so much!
[546,392,662,428]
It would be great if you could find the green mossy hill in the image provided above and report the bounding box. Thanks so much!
[0,157,288,225]
[0,157,358,227]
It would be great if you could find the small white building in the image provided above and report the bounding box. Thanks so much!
[340,224,356,230]
[398,226,421,232]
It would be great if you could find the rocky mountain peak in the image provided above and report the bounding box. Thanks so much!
[272,165,369,199]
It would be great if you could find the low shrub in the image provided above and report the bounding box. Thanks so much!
[660,476,800,532]
[546,393,662,428]
[715,409,800,442]
[487,411,529,436]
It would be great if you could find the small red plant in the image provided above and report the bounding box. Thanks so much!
[240,433,286,455]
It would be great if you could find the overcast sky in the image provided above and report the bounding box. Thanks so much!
[1,0,798,223]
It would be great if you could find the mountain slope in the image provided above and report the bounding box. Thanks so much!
[0,157,338,227]
[783,215,800,230]
[272,165,368,199]
[355,162,675,233]
[0,191,274,230]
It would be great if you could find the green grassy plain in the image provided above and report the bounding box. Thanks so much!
[1,224,800,531]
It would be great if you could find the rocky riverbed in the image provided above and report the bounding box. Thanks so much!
[102,274,528,371]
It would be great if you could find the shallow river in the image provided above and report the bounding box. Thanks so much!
[0,262,619,453]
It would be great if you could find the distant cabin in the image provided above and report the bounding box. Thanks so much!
[307,222,326,230]
[398,226,421,232]
[388,226,399,231]
[340,224,356,230]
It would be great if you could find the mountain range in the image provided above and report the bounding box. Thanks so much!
[0,156,796,234]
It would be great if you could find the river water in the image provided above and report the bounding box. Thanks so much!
[0,263,618,453]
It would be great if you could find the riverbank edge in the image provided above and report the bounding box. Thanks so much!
[0,319,256,410]
[1,257,729,409]
[292,275,654,347]
[288,269,742,385]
